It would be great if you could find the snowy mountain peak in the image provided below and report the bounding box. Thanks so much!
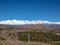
[0,20,60,25]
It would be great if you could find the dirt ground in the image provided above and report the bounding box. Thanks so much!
[0,40,51,45]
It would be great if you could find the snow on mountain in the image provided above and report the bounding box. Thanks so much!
[0,20,60,25]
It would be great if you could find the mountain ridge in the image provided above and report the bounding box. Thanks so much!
[0,24,60,33]
[0,20,60,25]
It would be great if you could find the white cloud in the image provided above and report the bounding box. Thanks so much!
[0,19,60,25]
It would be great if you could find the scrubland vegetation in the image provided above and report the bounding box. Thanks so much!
[17,31,60,44]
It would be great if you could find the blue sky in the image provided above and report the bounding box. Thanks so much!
[0,0,60,22]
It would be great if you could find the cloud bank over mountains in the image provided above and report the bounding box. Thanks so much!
[0,20,60,25]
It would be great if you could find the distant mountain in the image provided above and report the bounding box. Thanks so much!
[0,20,60,32]
[0,24,60,33]
[0,20,60,25]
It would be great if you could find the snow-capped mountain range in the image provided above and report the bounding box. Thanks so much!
[0,20,60,25]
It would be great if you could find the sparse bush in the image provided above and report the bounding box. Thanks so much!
[0,28,3,30]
